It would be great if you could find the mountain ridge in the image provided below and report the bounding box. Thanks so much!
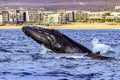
[0,0,118,10]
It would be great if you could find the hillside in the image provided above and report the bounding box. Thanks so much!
[0,0,119,10]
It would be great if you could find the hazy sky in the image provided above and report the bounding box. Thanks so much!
[0,0,118,10]
[0,0,116,6]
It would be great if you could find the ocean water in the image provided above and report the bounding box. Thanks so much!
[0,29,120,80]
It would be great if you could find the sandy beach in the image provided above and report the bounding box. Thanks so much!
[0,23,120,29]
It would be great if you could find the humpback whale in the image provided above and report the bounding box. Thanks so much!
[22,26,114,60]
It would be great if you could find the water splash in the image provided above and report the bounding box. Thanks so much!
[91,38,113,54]
[40,45,53,54]
[40,45,48,54]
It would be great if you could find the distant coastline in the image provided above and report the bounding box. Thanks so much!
[0,22,120,29]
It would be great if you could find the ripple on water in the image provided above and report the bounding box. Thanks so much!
[0,29,120,80]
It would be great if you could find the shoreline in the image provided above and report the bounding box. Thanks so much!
[0,23,120,29]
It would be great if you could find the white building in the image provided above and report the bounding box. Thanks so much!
[43,11,54,15]
[56,10,67,23]
[79,11,112,20]
[75,11,90,20]
[74,10,82,20]
[8,9,26,24]
[25,9,39,22]
[88,12,104,19]
[43,13,64,25]
[74,11,81,20]
[2,11,9,23]
[115,6,120,10]
[111,12,120,19]
[0,12,2,23]
[66,11,75,22]
[8,9,16,22]
[81,11,91,20]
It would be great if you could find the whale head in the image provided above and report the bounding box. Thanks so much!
[22,26,92,53]
[22,26,67,52]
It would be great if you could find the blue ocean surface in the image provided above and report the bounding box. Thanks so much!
[0,29,120,80]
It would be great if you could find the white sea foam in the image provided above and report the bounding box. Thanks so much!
[92,38,113,54]
[40,45,48,54]
[41,45,53,54]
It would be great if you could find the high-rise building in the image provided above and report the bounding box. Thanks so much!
[2,11,9,23]
[43,13,66,25]
[0,12,2,23]
[66,11,75,22]
[24,9,39,22]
